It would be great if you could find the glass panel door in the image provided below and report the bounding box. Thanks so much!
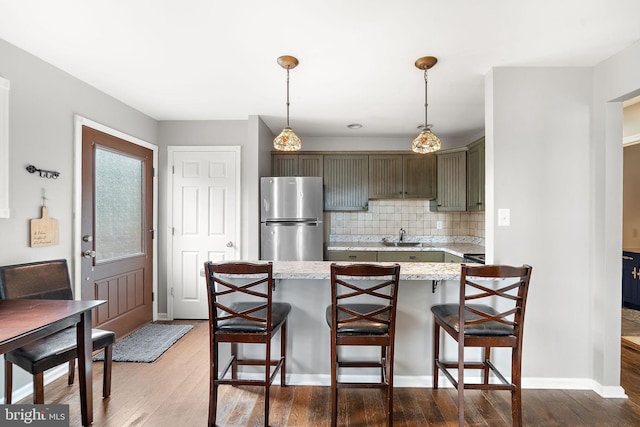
[95,147,143,262]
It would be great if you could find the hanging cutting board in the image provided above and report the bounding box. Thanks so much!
[30,206,59,247]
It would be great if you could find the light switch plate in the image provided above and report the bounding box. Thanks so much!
[498,208,510,226]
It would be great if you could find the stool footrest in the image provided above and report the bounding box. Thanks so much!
[435,359,512,389]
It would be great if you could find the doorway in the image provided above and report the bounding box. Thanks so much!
[167,146,241,320]
[73,116,158,338]
[622,97,640,348]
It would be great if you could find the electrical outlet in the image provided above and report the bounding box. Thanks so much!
[436,220,443,229]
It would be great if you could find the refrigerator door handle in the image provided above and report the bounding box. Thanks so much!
[265,221,319,226]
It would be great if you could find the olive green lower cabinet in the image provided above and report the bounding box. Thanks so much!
[327,250,454,263]
[443,253,463,263]
[377,251,444,262]
[326,251,378,262]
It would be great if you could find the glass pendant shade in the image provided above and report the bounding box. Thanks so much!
[273,126,302,151]
[411,129,442,153]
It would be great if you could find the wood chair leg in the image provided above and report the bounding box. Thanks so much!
[209,340,218,427]
[330,333,338,427]
[457,339,465,427]
[68,359,75,385]
[281,321,287,387]
[483,346,491,384]
[264,340,271,427]
[433,320,440,389]
[512,346,523,427]
[103,344,113,398]
[386,344,394,426]
[33,372,45,404]
[231,342,238,380]
[5,360,13,404]
[380,346,386,382]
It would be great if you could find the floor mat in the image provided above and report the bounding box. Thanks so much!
[93,323,193,363]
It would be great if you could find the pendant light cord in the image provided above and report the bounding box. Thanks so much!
[286,68,291,128]
[424,68,429,130]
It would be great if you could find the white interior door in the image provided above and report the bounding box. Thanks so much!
[169,146,240,319]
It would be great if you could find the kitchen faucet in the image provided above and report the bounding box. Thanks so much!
[399,228,406,242]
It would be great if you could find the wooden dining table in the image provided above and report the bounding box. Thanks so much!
[0,298,106,426]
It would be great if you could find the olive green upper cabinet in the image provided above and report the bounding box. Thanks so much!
[466,137,485,211]
[369,155,403,198]
[272,154,323,177]
[324,154,369,211]
[433,149,467,211]
[404,154,437,199]
[368,154,436,199]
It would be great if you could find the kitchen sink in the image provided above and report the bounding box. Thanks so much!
[381,241,422,247]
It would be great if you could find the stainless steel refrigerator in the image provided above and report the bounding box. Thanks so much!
[260,176,323,261]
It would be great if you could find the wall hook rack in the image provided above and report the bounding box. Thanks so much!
[26,164,60,179]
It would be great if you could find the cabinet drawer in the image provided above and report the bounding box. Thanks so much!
[326,251,378,262]
[377,251,444,262]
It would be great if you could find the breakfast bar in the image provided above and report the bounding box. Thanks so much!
[226,260,472,387]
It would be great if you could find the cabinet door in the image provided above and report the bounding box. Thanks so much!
[443,252,463,263]
[327,250,377,262]
[298,154,323,177]
[403,154,437,199]
[369,155,403,198]
[434,150,467,211]
[467,138,485,211]
[324,155,369,211]
[272,154,324,177]
[272,154,299,176]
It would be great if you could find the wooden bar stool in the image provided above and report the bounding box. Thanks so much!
[204,261,291,427]
[326,262,401,427]
[431,264,533,426]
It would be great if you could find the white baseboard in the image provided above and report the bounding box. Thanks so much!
[3,369,626,404]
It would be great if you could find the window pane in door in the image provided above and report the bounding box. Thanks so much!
[95,147,143,262]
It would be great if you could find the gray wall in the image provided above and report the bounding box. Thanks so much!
[484,38,640,393]
[0,38,158,400]
[486,67,595,383]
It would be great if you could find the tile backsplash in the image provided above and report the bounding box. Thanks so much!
[328,199,485,239]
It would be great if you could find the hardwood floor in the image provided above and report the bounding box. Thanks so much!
[24,320,640,426]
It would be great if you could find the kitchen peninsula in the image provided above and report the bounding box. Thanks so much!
[234,258,482,388]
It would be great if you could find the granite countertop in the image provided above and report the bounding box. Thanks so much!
[326,241,485,258]
[271,261,461,281]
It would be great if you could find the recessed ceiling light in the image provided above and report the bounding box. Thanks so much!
[347,123,363,129]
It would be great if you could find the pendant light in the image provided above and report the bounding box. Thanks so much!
[411,56,442,154]
[274,55,302,151]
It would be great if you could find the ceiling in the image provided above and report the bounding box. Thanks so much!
[1,1,639,145]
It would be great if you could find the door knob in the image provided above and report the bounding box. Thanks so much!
[83,250,96,258]
[82,235,93,242]
[226,241,233,248]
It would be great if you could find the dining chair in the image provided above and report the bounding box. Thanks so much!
[0,259,115,404]
[204,261,291,427]
[326,262,401,427]
[431,264,533,426]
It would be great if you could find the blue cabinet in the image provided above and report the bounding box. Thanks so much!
[623,251,640,309]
